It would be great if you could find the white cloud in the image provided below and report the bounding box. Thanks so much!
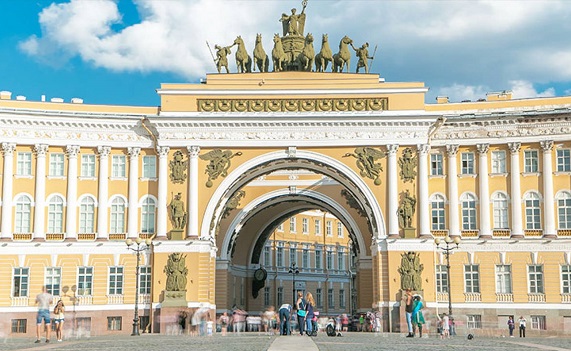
[436,84,489,102]
[509,80,555,99]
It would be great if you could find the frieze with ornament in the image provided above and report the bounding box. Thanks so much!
[197,97,388,112]
[161,130,426,141]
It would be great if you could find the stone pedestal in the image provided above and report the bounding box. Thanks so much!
[403,228,416,238]
[168,229,184,240]
[161,290,188,307]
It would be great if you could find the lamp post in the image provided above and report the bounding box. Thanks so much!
[434,236,461,317]
[288,262,299,307]
[125,237,152,336]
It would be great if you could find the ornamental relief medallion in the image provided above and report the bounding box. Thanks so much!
[197,97,388,112]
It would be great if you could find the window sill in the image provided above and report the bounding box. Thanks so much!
[458,174,477,178]
[490,173,508,178]
[522,172,540,177]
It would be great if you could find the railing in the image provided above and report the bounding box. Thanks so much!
[139,294,151,304]
[436,292,449,302]
[461,230,479,238]
[13,233,32,241]
[528,293,546,303]
[76,295,93,305]
[558,230,571,237]
[561,293,571,303]
[11,296,29,306]
[496,293,514,302]
[107,294,124,304]
[78,233,96,241]
[46,233,65,241]
[524,230,543,237]
[139,233,155,239]
[493,230,511,238]
[431,230,448,237]
[464,292,481,302]
[108,233,127,240]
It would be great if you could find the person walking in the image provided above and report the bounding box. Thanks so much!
[507,316,515,337]
[54,300,65,342]
[35,286,53,343]
[278,303,292,335]
[295,292,306,335]
[411,295,425,338]
[404,288,414,337]
[304,292,315,336]
[442,313,450,338]
[518,316,527,337]
[219,312,229,336]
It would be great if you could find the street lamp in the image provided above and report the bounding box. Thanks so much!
[288,262,299,307]
[125,237,152,336]
[434,236,461,318]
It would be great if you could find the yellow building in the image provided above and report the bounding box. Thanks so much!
[1,71,571,337]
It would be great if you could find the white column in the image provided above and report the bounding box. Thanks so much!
[127,147,140,239]
[97,146,111,239]
[386,145,399,237]
[156,146,170,239]
[477,144,491,238]
[540,140,556,237]
[1,143,16,239]
[33,144,49,240]
[187,146,200,238]
[508,142,523,237]
[446,145,460,237]
[65,145,80,239]
[417,144,431,237]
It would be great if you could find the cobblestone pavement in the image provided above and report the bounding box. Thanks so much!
[2,332,571,351]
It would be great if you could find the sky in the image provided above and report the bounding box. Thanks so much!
[1,0,571,107]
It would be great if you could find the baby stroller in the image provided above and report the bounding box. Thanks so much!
[307,311,318,336]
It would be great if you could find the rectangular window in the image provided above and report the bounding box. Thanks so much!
[315,219,321,235]
[557,149,571,172]
[524,150,539,173]
[464,265,480,293]
[462,200,477,230]
[337,222,343,237]
[436,265,448,293]
[142,155,156,178]
[277,287,283,306]
[48,200,64,233]
[302,218,309,234]
[315,247,322,270]
[339,289,345,308]
[326,221,332,236]
[49,153,65,177]
[461,152,475,174]
[76,317,92,333]
[431,199,446,230]
[328,288,334,309]
[107,316,122,331]
[558,197,571,229]
[108,266,124,295]
[302,249,309,269]
[467,315,482,329]
[277,223,284,232]
[111,155,126,178]
[11,319,27,333]
[528,265,544,294]
[531,315,546,330]
[338,249,345,271]
[17,152,32,176]
[562,265,571,294]
[277,247,284,267]
[495,265,512,294]
[263,246,271,266]
[430,153,443,176]
[289,247,297,266]
[290,217,296,233]
[491,150,506,173]
[316,288,322,308]
[45,267,62,297]
[12,268,29,297]
[264,287,271,306]
[493,197,509,229]
[525,198,542,230]
[139,266,152,294]
[81,154,96,177]
[78,266,93,295]
[326,250,333,270]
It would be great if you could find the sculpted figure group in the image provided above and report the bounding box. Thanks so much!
[210,1,376,74]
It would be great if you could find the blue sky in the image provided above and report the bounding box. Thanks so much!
[2,0,571,107]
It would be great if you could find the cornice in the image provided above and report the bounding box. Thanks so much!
[156,87,430,96]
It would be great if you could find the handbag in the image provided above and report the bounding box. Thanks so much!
[297,309,307,317]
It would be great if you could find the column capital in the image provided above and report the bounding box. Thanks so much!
[417,144,430,155]
[187,145,201,158]
[386,144,399,154]
[65,145,80,158]
[1,142,16,155]
[508,142,521,154]
[34,144,49,157]
[128,147,141,159]
[540,140,554,152]
[446,144,459,156]
[476,143,489,155]
[157,146,170,157]
[97,146,111,157]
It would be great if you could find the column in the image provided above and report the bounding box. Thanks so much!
[33,144,49,240]
[446,145,460,237]
[386,145,399,237]
[156,146,170,239]
[540,140,556,238]
[417,144,431,237]
[477,144,492,238]
[187,146,200,238]
[65,145,80,239]
[97,146,111,239]
[1,143,16,239]
[508,142,523,238]
[127,147,140,239]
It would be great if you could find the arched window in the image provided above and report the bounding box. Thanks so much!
[110,197,126,234]
[557,192,571,229]
[47,195,64,233]
[79,197,95,233]
[524,192,541,230]
[141,197,156,234]
[461,193,477,230]
[15,195,32,233]
[430,194,446,230]
[492,192,509,229]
